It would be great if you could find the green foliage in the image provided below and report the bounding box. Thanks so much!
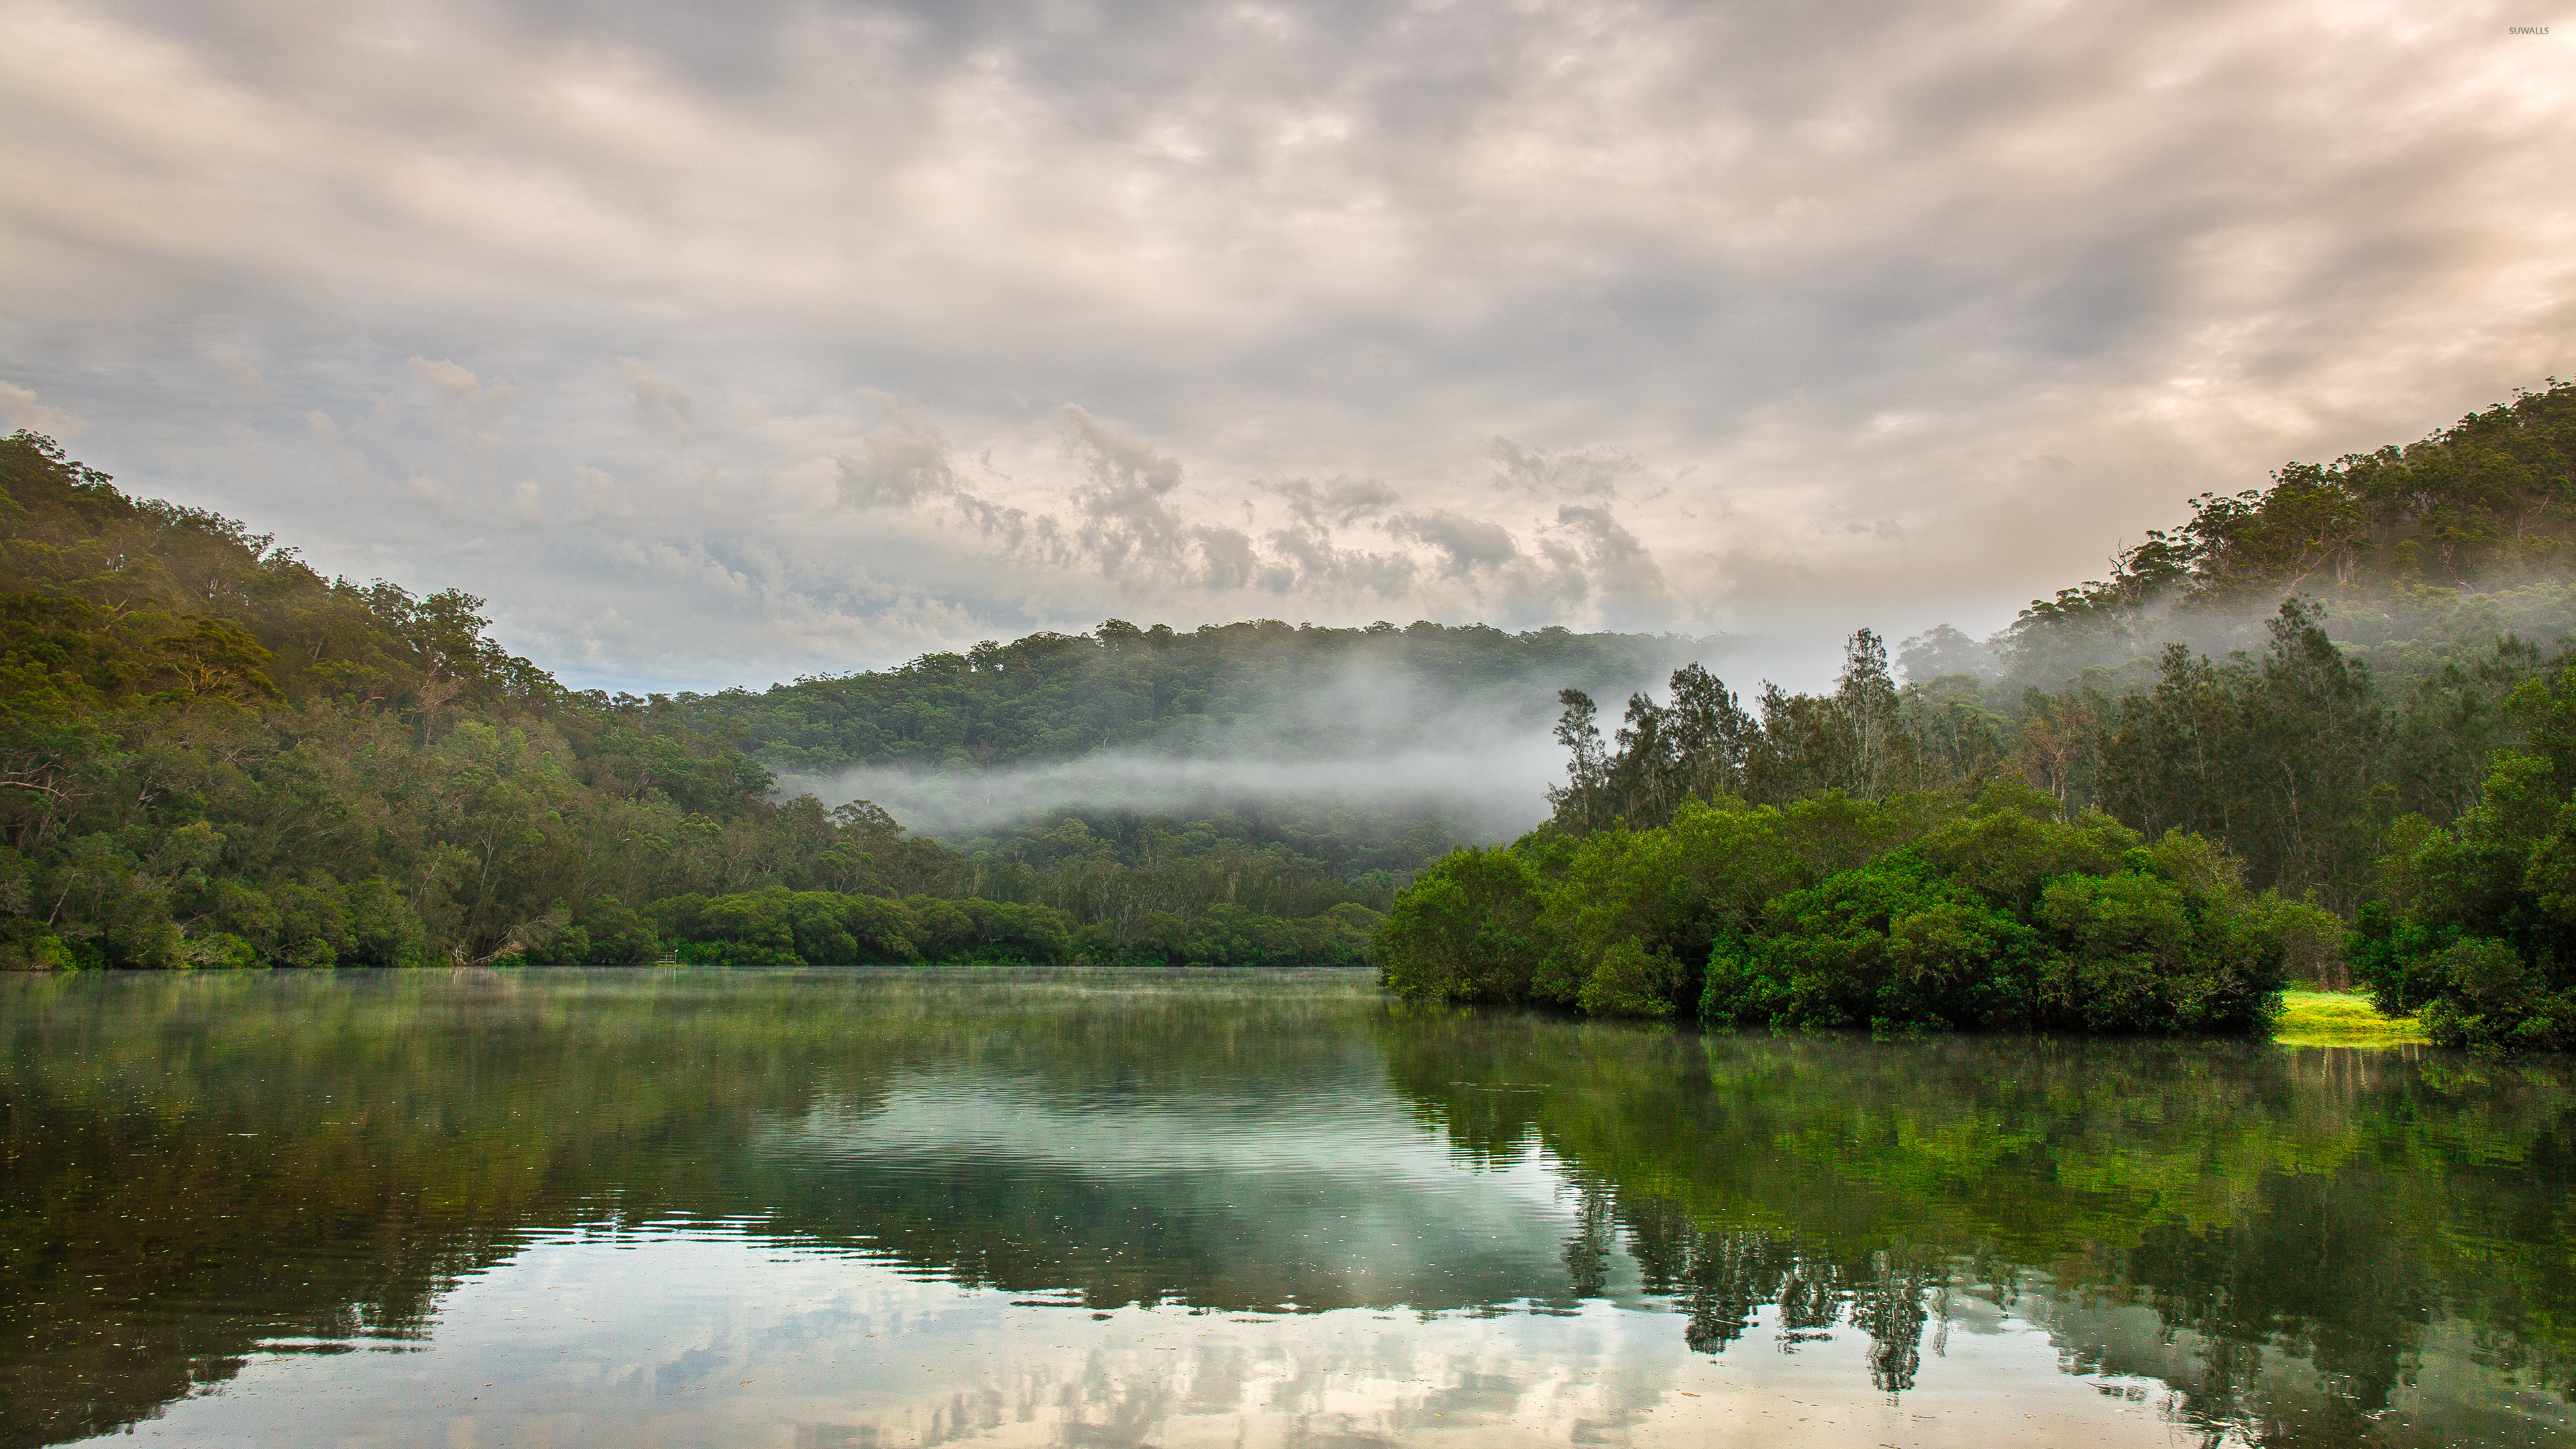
[2352,659,2576,1049]
[2090,603,2386,906]
[21,380,2576,1006]
[1374,847,1543,1000]
[951,805,1419,938]
[651,888,923,966]
[1075,900,1379,968]
[1713,861,2033,1030]
[0,431,987,970]
[910,896,1077,963]
[635,884,1362,968]
[0,431,1519,971]
[1547,632,1961,833]
[2411,939,2573,1052]
[1381,786,2289,1034]
[651,614,1703,962]
[1511,383,2568,944]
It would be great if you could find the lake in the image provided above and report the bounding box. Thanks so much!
[1,967,2569,1448]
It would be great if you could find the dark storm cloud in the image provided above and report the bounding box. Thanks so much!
[1,0,2569,688]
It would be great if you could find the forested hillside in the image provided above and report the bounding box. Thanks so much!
[0,431,1373,969]
[667,620,1701,775]
[1988,379,2576,688]
[1381,381,2576,1047]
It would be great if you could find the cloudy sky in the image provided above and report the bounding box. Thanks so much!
[3,0,2571,692]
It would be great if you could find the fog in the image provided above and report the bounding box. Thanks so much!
[771,573,2548,849]
[777,741,1564,845]
[774,646,1730,845]
[1904,578,2550,696]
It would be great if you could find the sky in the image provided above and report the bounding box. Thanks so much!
[3,0,2572,694]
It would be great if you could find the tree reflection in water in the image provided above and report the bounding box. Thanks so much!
[0,969,2569,1449]
[1389,1010,2576,1444]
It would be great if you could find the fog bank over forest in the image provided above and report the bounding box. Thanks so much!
[769,649,1721,845]
[768,565,2576,851]
[770,602,2343,847]
[782,746,1558,846]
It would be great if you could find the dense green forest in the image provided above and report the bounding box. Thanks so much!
[1381,779,2326,1034]
[1382,380,2576,1048]
[663,616,1700,775]
[0,431,1395,970]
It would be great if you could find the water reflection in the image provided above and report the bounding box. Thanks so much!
[0,968,2569,1448]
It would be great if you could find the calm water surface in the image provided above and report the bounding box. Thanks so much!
[2,967,2570,1448]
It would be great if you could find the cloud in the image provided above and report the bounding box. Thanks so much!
[1193,525,1259,590]
[1387,510,1522,578]
[407,358,515,425]
[1063,405,1197,582]
[1552,504,1674,623]
[1489,440,1643,504]
[0,382,91,441]
[616,358,694,446]
[1266,476,1401,529]
[819,396,1661,612]
[773,647,1724,845]
[837,401,959,511]
[0,0,2568,692]
[568,466,634,521]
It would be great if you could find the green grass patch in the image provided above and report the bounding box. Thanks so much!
[2273,989,2428,1047]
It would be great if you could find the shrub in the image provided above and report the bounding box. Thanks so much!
[1374,846,1542,1002]
[2416,938,2575,1051]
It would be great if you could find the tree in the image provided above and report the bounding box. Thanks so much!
[1545,688,1612,833]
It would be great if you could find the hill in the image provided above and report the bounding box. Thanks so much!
[0,432,951,967]
[671,619,1711,777]
[0,431,1437,969]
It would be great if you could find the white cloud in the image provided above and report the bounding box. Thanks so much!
[0,382,90,440]
[836,401,959,511]
[616,357,694,446]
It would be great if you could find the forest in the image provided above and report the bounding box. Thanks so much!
[663,614,1700,777]
[7,377,2576,1047]
[1381,380,2576,1049]
[0,431,1389,971]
